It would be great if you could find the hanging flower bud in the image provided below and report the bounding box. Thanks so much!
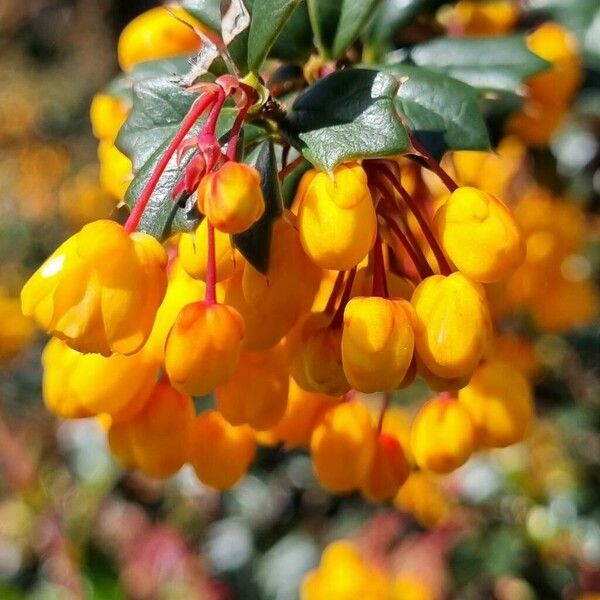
[411,273,491,380]
[164,300,245,396]
[190,410,256,490]
[21,220,167,356]
[342,297,415,393]
[197,162,265,234]
[459,360,534,447]
[310,400,376,493]
[360,432,410,502]
[216,343,289,430]
[296,162,377,270]
[434,186,525,283]
[117,6,203,72]
[410,395,476,473]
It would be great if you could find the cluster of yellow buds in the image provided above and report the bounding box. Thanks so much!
[19,5,596,510]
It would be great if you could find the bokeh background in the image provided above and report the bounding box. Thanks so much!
[1,1,600,598]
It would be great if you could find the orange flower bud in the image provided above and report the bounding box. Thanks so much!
[434,186,525,283]
[0,292,35,362]
[216,343,289,430]
[178,222,238,282]
[197,162,265,234]
[190,410,256,490]
[42,338,158,421]
[89,93,129,143]
[410,395,476,473]
[459,360,534,448]
[342,297,415,393]
[360,432,410,502]
[109,379,195,479]
[310,400,376,493]
[448,0,519,37]
[164,301,244,396]
[289,312,350,396]
[296,162,377,270]
[394,472,452,528]
[117,7,203,72]
[97,139,133,201]
[269,378,341,449]
[411,273,491,380]
[526,22,582,107]
[21,220,167,356]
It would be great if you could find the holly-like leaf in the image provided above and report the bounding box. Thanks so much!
[269,2,313,63]
[180,0,221,33]
[307,0,383,59]
[233,140,283,273]
[398,35,550,91]
[281,68,410,170]
[382,64,491,157]
[247,0,303,72]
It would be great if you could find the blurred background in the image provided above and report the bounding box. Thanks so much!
[0,1,600,599]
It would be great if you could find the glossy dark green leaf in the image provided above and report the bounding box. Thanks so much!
[381,64,490,156]
[247,0,303,72]
[364,0,438,50]
[398,35,550,91]
[307,0,383,59]
[269,2,313,63]
[180,0,221,32]
[281,68,410,170]
[233,140,283,273]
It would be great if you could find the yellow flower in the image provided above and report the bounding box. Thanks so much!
[0,292,35,362]
[108,379,195,479]
[197,162,265,234]
[459,360,534,447]
[394,472,452,528]
[117,6,203,72]
[446,0,519,37]
[164,301,245,396]
[342,296,415,393]
[190,410,256,490]
[296,162,377,270]
[21,220,167,356]
[42,338,159,420]
[411,273,491,380]
[310,400,376,493]
[97,139,133,201]
[410,395,476,473]
[216,343,289,430]
[435,186,525,283]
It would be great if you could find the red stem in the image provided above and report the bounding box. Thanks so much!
[124,92,216,234]
[382,213,433,279]
[410,134,458,193]
[324,270,346,315]
[329,267,357,330]
[205,221,217,305]
[278,155,305,181]
[203,87,226,137]
[380,168,452,275]
[377,393,391,432]
[372,235,388,298]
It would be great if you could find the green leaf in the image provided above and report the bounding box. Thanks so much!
[269,2,314,63]
[247,0,303,72]
[281,68,410,170]
[399,35,550,92]
[233,140,283,273]
[223,0,254,74]
[381,64,490,156]
[180,0,221,32]
[307,0,383,59]
[364,0,438,50]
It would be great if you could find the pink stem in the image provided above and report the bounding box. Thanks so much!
[329,267,357,330]
[124,92,217,234]
[203,87,226,137]
[410,134,458,193]
[226,102,250,161]
[377,393,391,432]
[372,235,388,298]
